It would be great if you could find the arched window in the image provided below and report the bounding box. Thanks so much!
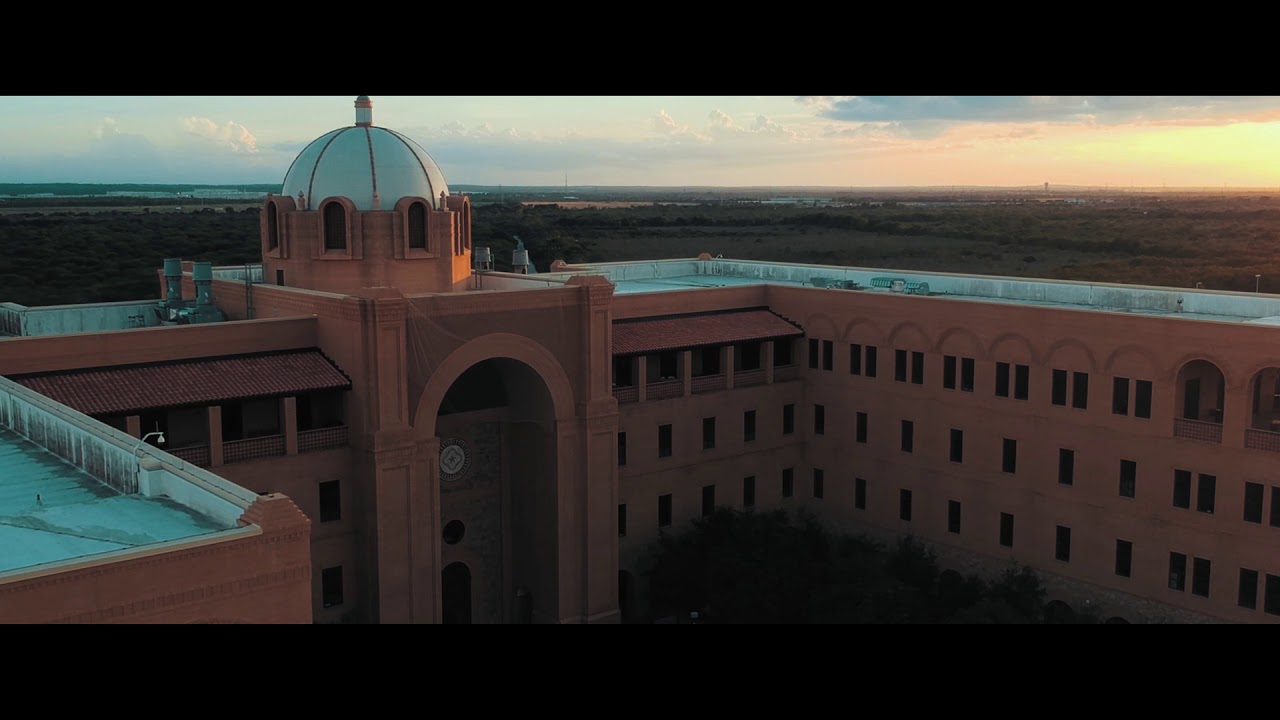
[323,202,347,251]
[266,201,279,251]
[408,201,427,250]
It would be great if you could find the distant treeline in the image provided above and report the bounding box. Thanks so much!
[0,183,280,198]
[3,196,1280,306]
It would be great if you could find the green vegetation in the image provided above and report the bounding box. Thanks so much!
[2,192,1279,306]
[644,507,1103,624]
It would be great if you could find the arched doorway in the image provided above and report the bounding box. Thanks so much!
[1043,599,1076,624]
[1105,616,1130,625]
[1175,360,1226,424]
[442,562,472,625]
[435,357,559,624]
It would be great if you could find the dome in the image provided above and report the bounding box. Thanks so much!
[280,97,450,212]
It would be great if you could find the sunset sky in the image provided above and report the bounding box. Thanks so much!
[2,96,1278,188]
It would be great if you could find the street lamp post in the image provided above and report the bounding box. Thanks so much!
[1256,274,1262,293]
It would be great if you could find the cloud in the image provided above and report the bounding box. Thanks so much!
[181,116,259,153]
[93,117,119,139]
[708,109,734,130]
[809,96,1280,130]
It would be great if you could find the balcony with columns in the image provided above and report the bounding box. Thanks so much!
[612,338,798,405]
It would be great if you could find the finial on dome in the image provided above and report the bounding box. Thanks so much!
[355,96,373,127]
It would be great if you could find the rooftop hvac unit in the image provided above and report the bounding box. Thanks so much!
[904,282,930,295]
[870,277,906,288]
[810,277,831,288]
[474,246,493,272]
[891,279,906,293]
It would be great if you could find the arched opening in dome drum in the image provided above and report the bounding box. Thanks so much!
[408,201,427,250]
[442,562,472,624]
[323,202,347,251]
[266,201,279,251]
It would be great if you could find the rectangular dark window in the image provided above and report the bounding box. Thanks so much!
[1244,482,1264,523]
[1014,364,1030,400]
[947,500,961,534]
[814,404,825,436]
[1169,552,1187,591]
[850,343,862,375]
[783,404,795,435]
[1239,568,1259,609]
[943,355,957,390]
[658,424,673,458]
[1192,557,1212,598]
[1197,473,1216,514]
[1002,438,1017,474]
[895,349,908,382]
[1268,575,1280,615]
[618,503,627,537]
[1119,460,1137,498]
[743,476,756,508]
[822,340,833,371]
[782,468,794,498]
[774,339,793,366]
[618,431,627,466]
[911,351,924,385]
[1135,380,1153,419]
[275,269,285,286]
[899,489,913,521]
[865,346,878,378]
[995,361,1011,397]
[1113,377,1130,415]
[855,412,868,444]
[702,484,715,517]
[1173,469,1192,509]
[743,410,756,443]
[1115,539,1133,578]
[1272,487,1280,528]
[855,477,867,510]
[1055,525,1071,562]
[901,420,914,453]
[961,357,975,392]
[999,512,1014,548]
[1052,369,1068,406]
[319,480,341,523]
[658,494,673,527]
[950,428,963,463]
[1072,371,1089,409]
[1059,449,1075,486]
[813,469,824,500]
[702,417,716,450]
[322,566,344,608]
[808,338,819,369]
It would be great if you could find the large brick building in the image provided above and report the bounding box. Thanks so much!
[3,96,1278,623]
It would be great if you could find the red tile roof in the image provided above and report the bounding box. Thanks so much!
[613,309,803,356]
[10,349,351,417]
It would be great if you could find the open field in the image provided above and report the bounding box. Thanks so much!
[2,191,1279,306]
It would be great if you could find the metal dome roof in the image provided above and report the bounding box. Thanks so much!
[280,98,449,211]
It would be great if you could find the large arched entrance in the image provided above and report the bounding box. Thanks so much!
[434,357,560,624]
[442,562,472,624]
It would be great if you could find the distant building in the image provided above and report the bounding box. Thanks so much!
[3,96,1279,623]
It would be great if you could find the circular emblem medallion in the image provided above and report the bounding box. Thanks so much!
[439,438,472,482]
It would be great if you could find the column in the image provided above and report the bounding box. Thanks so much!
[1224,379,1248,449]
[126,415,141,439]
[207,405,224,466]
[764,340,775,384]
[283,396,298,455]
[682,350,692,397]
[637,355,648,402]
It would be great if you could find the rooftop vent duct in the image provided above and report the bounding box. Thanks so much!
[474,246,493,272]
[512,236,530,275]
[163,258,183,305]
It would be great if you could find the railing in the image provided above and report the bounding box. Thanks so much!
[735,368,766,388]
[168,444,211,467]
[647,379,684,401]
[1173,418,1222,444]
[774,364,800,382]
[691,374,726,394]
[224,434,286,463]
[613,386,639,404]
[299,426,349,453]
[1245,428,1280,453]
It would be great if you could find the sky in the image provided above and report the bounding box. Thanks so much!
[1,96,1279,188]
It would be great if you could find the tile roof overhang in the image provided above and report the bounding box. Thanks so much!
[612,308,804,356]
[9,349,351,417]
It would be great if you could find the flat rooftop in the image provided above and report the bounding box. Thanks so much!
[0,426,232,574]
[563,258,1280,325]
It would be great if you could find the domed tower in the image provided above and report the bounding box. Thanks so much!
[259,96,473,295]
